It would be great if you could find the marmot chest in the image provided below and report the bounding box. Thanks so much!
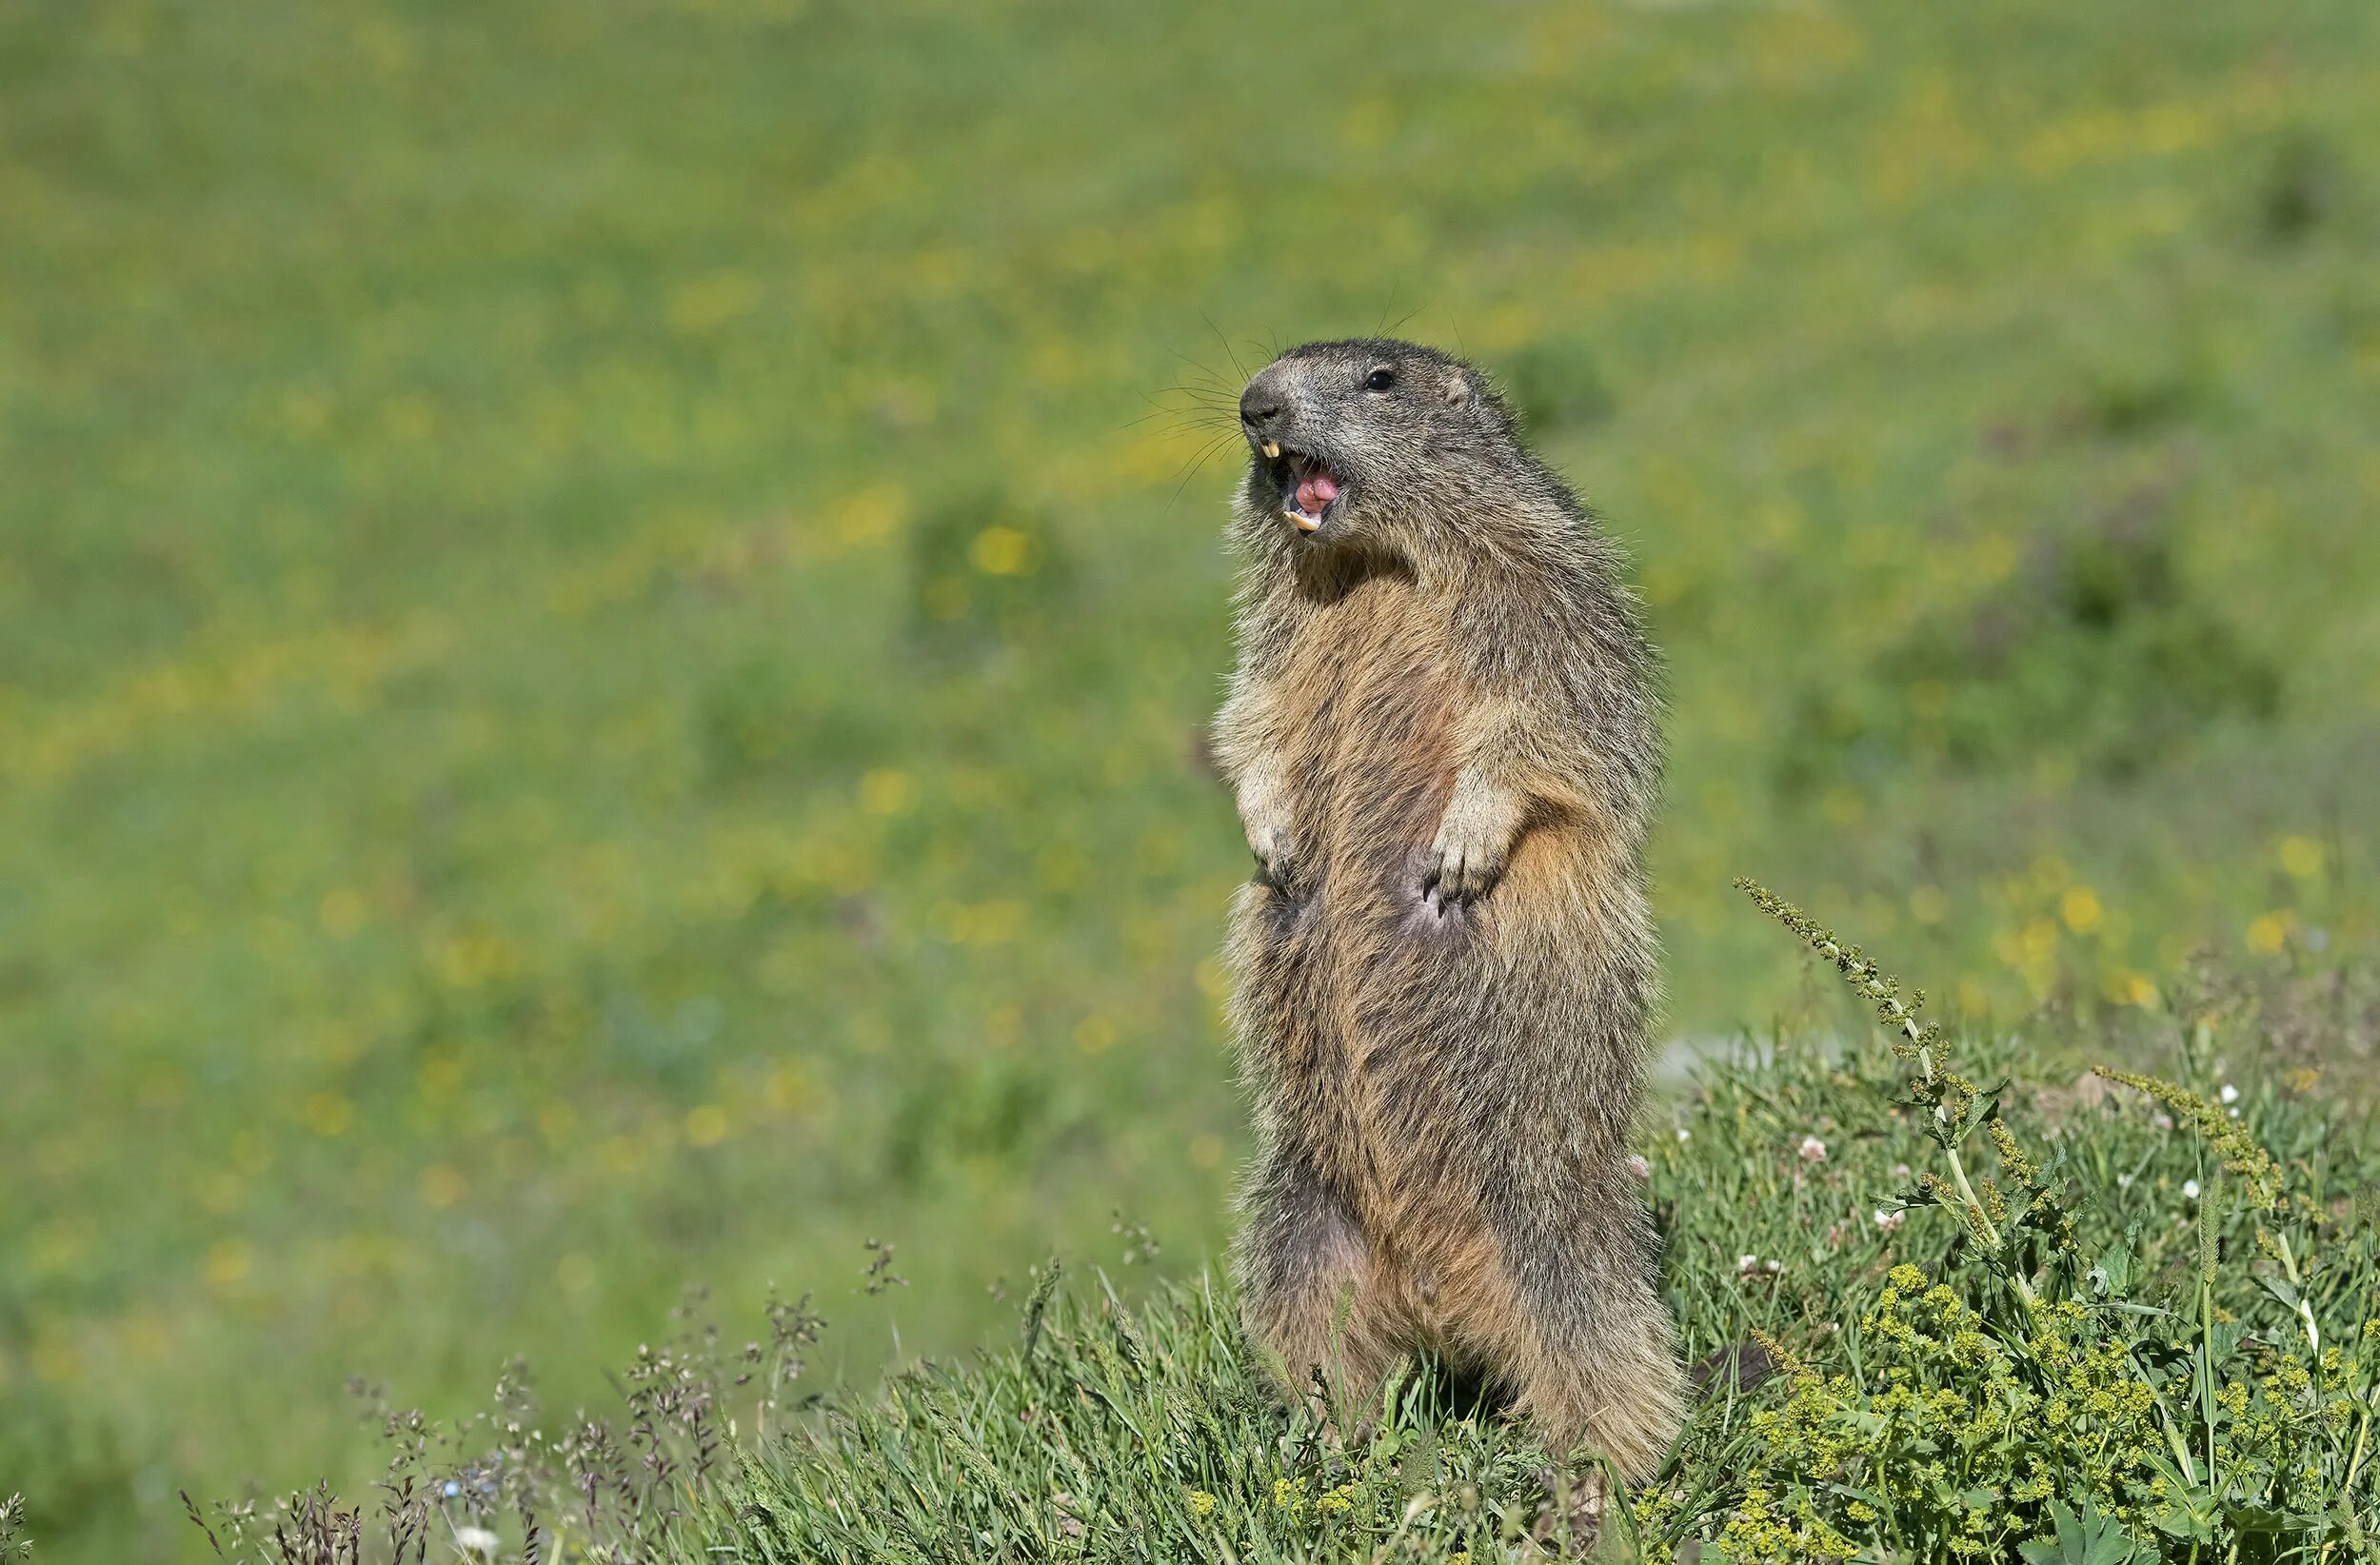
[1274,576,1459,886]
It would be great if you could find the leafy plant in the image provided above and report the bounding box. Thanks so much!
[1669,883,2380,1562]
[2017,1498,2140,1565]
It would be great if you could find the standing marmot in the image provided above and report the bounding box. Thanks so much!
[1213,338,1681,1480]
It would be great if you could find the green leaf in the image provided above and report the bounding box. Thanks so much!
[2021,1498,2143,1564]
[2225,1502,2326,1535]
[2087,1240,2137,1297]
[2208,1318,2251,1367]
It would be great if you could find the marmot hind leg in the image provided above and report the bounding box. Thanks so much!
[1236,1151,1402,1439]
[1485,1217,1683,1482]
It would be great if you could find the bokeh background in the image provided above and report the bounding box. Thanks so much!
[5,0,2377,1556]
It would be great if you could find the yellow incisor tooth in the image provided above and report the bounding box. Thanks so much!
[1260,441,1279,460]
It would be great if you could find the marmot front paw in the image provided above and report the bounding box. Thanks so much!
[1246,817,1299,892]
[1238,767,1299,892]
[1423,787,1519,905]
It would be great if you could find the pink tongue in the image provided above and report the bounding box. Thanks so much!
[1296,469,1339,515]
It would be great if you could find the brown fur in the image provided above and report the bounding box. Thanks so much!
[1213,339,1681,1479]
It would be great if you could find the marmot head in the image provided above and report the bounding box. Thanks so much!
[1235,338,1521,549]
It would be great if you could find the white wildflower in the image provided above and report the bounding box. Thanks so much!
[2219,1083,2240,1104]
[1798,1136,1827,1163]
[2117,1173,2133,1190]
[1873,1207,1905,1233]
[454,1526,500,1561]
[2183,1179,2201,1200]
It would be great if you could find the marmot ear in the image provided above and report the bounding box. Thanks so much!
[1442,371,1474,407]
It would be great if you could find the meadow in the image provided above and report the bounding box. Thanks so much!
[3,0,2378,1558]
[171,894,2380,1561]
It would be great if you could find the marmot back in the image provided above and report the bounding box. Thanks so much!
[1211,338,1681,1486]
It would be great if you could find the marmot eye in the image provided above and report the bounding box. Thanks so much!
[1364,366,1396,391]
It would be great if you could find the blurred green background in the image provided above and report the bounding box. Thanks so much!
[4,0,2377,1555]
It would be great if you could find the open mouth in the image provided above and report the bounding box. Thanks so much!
[1259,441,1344,533]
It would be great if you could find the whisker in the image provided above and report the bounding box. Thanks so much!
[1173,361,1237,389]
[1163,351,1242,410]
[1146,384,1238,411]
[1135,384,1237,411]
[1165,422,1232,470]
[1121,408,1236,438]
[1128,363,1242,437]
[1200,314,1250,384]
[1166,431,1240,514]
[1121,382,1240,436]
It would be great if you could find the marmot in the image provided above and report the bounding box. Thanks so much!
[1212,338,1682,1480]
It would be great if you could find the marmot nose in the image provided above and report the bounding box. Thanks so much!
[1240,388,1284,433]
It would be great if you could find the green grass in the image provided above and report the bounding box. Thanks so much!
[5,0,2380,1557]
[702,910,2380,1563]
[174,901,2380,1562]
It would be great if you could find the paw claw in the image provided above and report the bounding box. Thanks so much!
[1421,841,1501,909]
